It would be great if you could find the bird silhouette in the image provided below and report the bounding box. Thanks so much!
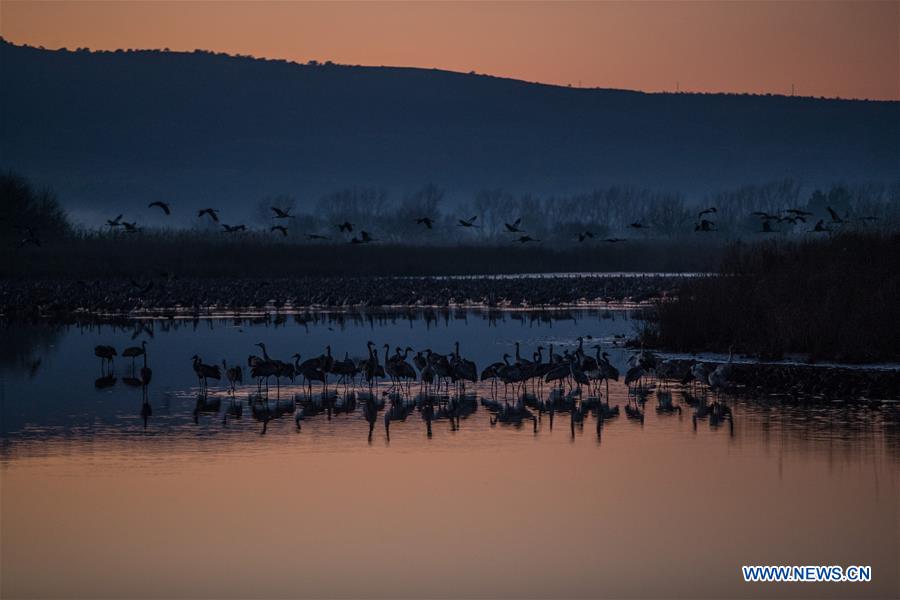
[760,220,774,233]
[826,206,844,223]
[514,235,540,243]
[697,207,717,219]
[694,219,716,232]
[504,218,523,233]
[416,217,434,229]
[122,221,141,233]
[602,238,628,243]
[457,216,479,228]
[271,207,294,219]
[577,231,594,242]
[197,208,219,222]
[786,208,813,217]
[811,219,831,233]
[222,224,246,233]
[351,230,376,243]
[106,214,123,228]
[148,201,171,215]
[628,222,648,229]
[337,221,354,233]
[307,233,329,240]
[270,225,288,237]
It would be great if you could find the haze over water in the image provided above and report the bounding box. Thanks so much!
[1,310,897,598]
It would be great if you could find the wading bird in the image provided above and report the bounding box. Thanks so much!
[222,360,243,393]
[122,341,146,374]
[94,345,117,374]
[191,355,221,390]
[148,201,171,215]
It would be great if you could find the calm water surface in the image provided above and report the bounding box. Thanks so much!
[1,309,897,598]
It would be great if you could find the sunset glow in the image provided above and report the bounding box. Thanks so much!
[2,0,898,100]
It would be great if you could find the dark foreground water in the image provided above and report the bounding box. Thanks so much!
[1,309,898,599]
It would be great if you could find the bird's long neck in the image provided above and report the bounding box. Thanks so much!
[259,344,270,361]
[515,342,521,360]
[535,348,543,363]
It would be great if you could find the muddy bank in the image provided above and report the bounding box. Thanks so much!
[0,274,683,320]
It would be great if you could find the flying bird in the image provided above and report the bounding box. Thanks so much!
[271,207,294,219]
[811,219,831,233]
[337,221,354,233]
[197,208,220,222]
[122,221,141,233]
[457,216,479,228]
[106,214,123,228]
[504,218,523,233]
[786,208,813,217]
[307,234,329,240]
[514,235,540,243]
[222,224,246,233]
[148,201,171,215]
[270,225,288,237]
[350,230,376,244]
[826,206,844,223]
[697,207,717,219]
[577,231,595,242]
[628,222,648,229]
[415,217,434,229]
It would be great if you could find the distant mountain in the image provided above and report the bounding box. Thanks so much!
[1,40,898,225]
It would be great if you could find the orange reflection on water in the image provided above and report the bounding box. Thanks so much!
[2,405,897,599]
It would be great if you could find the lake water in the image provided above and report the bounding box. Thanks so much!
[1,309,897,598]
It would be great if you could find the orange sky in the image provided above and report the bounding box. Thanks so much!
[1,0,898,100]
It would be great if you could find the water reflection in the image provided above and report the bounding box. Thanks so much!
[2,310,898,599]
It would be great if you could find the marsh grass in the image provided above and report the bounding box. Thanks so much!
[646,233,900,362]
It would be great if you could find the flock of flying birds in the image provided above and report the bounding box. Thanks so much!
[17,199,877,249]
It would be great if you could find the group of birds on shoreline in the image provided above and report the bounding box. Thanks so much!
[92,336,737,435]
